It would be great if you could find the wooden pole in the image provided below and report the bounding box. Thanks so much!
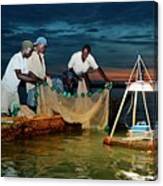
[132,91,138,126]
[142,91,152,131]
[138,60,142,80]
[138,56,152,130]
[110,89,128,137]
[140,58,152,81]
[128,60,138,83]
[131,62,139,127]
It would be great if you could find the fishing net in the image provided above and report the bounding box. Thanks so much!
[36,82,110,130]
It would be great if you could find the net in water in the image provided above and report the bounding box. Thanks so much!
[36,84,109,129]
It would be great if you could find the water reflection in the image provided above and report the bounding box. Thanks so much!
[1,130,156,180]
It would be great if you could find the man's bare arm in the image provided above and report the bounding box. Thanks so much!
[97,67,110,82]
[15,70,43,84]
[28,71,45,82]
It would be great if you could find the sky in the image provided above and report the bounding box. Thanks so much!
[1,1,158,76]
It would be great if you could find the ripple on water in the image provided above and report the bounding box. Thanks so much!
[1,130,157,180]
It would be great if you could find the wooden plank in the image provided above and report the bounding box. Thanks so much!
[103,136,157,151]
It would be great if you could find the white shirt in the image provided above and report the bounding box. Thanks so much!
[68,51,99,75]
[2,52,29,93]
[26,51,46,91]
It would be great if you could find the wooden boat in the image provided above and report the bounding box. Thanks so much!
[1,105,83,142]
[1,115,66,142]
[103,136,157,151]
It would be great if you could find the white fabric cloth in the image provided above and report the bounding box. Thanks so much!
[2,52,28,93]
[68,51,99,75]
[1,82,20,114]
[26,51,46,92]
[77,78,88,95]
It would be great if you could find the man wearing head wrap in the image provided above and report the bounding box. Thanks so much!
[26,36,51,111]
[1,40,44,116]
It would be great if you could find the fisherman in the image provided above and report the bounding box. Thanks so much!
[1,40,43,116]
[62,71,77,94]
[26,36,51,111]
[68,44,110,94]
[51,71,77,94]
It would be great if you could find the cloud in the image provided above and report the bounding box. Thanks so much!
[1,1,157,73]
[106,39,157,46]
[86,28,99,33]
[119,34,152,40]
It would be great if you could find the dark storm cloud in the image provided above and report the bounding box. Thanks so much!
[1,1,155,27]
[106,39,157,45]
[119,34,153,40]
[1,28,14,34]
[1,2,155,30]
[1,1,158,76]
[86,28,99,33]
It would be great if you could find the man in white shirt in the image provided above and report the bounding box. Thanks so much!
[68,44,110,93]
[26,36,50,111]
[1,40,43,116]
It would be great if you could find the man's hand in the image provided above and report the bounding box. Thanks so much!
[37,78,44,84]
[28,71,46,85]
[15,69,38,84]
[105,82,113,89]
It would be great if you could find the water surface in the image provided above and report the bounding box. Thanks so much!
[1,130,156,180]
